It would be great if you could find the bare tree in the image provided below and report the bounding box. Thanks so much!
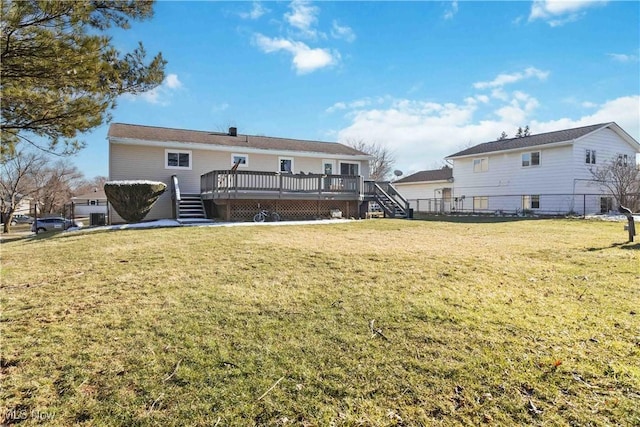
[0,151,48,232]
[35,160,84,215]
[591,159,640,212]
[73,176,108,197]
[344,139,396,181]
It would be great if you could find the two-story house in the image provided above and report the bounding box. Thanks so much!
[444,122,639,215]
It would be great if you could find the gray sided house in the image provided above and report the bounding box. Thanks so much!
[108,123,411,222]
[445,122,640,215]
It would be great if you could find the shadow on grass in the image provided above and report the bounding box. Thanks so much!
[413,215,551,224]
[586,242,640,251]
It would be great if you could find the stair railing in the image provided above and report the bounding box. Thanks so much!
[171,175,181,219]
[373,182,410,217]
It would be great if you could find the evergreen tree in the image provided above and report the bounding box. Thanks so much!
[1,0,166,157]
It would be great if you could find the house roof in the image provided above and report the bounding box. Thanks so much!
[446,122,637,158]
[108,123,369,157]
[394,167,453,184]
[72,189,107,200]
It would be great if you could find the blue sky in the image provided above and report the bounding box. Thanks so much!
[73,0,640,178]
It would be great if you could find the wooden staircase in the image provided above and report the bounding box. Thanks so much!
[178,193,206,221]
[171,175,212,224]
[368,181,411,219]
[375,193,408,218]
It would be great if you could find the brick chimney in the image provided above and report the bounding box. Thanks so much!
[229,127,237,137]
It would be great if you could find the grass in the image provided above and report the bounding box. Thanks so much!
[1,218,639,426]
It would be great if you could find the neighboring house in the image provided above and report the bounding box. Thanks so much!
[71,188,108,218]
[12,196,34,216]
[1,196,34,224]
[393,167,453,213]
[108,123,408,222]
[445,122,640,215]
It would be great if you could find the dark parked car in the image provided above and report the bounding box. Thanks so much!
[10,214,34,226]
[31,217,83,232]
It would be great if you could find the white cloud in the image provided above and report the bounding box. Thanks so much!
[331,20,356,42]
[239,1,269,20]
[254,34,338,74]
[285,0,320,38]
[164,73,182,89]
[530,96,640,138]
[529,0,608,26]
[126,73,183,105]
[474,67,550,90]
[326,96,388,113]
[211,102,230,113]
[607,52,639,63]
[332,89,639,176]
[443,1,459,20]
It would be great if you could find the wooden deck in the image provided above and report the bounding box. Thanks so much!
[200,170,364,201]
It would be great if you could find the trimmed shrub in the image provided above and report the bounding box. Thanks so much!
[104,180,167,223]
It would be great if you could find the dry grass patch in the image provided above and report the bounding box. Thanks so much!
[1,218,639,425]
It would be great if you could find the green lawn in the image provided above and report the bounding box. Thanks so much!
[1,219,638,426]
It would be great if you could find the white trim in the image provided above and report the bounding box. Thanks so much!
[279,156,294,173]
[110,137,373,161]
[231,153,249,168]
[165,149,192,170]
[473,157,489,173]
[521,150,541,168]
[339,161,360,175]
[322,159,335,175]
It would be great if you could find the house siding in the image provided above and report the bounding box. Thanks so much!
[452,144,574,196]
[394,181,452,212]
[109,142,369,222]
[572,128,638,193]
[449,126,640,214]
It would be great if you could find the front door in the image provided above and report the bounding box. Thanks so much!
[323,161,333,189]
[442,188,452,213]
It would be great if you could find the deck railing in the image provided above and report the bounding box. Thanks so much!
[201,170,363,197]
[170,175,181,219]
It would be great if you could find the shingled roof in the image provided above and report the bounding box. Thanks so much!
[447,123,612,158]
[108,123,369,157]
[394,167,453,184]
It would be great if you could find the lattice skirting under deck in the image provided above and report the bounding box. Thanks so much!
[207,199,360,221]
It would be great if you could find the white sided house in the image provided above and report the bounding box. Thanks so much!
[393,167,454,213]
[445,122,640,215]
[71,188,108,217]
[108,123,412,222]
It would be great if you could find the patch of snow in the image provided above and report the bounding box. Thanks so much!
[63,218,351,233]
[105,180,166,186]
[585,213,640,222]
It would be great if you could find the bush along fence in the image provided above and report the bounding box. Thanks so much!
[407,193,639,217]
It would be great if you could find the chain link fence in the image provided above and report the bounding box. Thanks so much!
[407,193,638,217]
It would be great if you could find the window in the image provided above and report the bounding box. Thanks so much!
[473,196,488,211]
[279,157,294,173]
[231,154,248,168]
[340,162,359,176]
[522,151,540,167]
[600,197,613,214]
[617,154,629,166]
[473,158,488,173]
[89,200,97,206]
[165,149,192,169]
[585,149,596,164]
[522,195,540,210]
